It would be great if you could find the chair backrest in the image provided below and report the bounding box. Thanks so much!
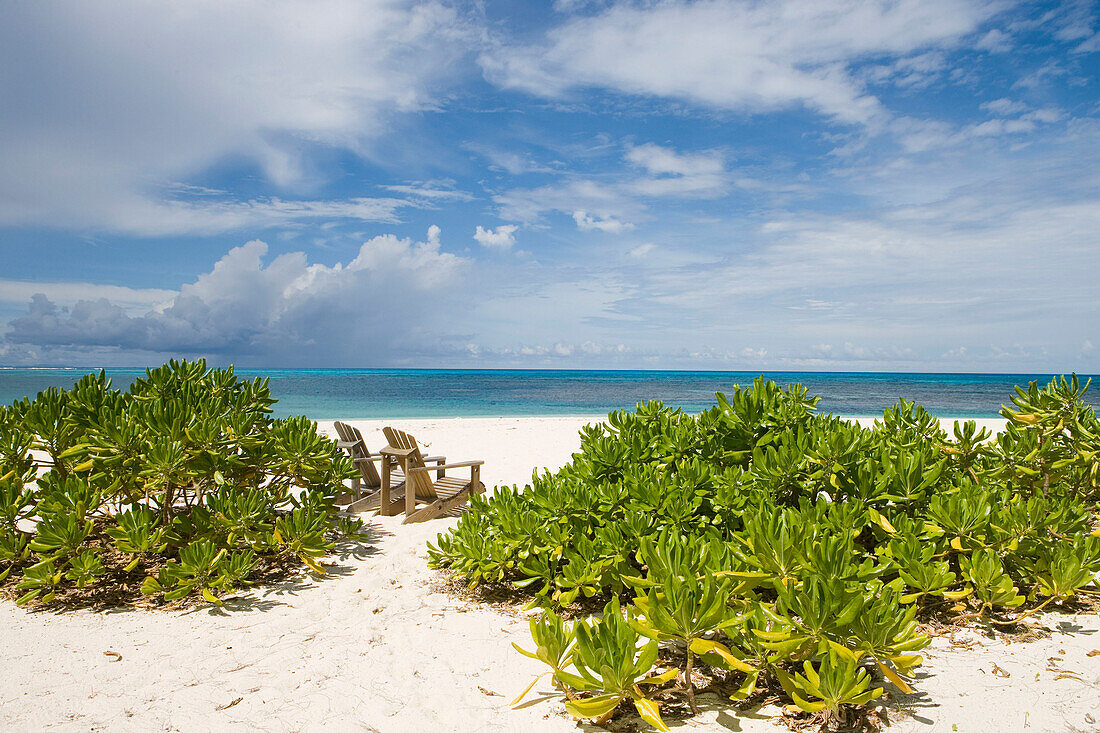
[383,426,436,499]
[334,421,381,486]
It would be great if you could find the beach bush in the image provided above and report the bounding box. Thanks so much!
[431,375,1100,729]
[0,360,360,607]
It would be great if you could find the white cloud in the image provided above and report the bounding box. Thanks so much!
[628,243,656,258]
[639,193,1100,370]
[380,181,474,202]
[426,224,442,247]
[0,281,176,313]
[887,104,1066,154]
[974,28,1012,52]
[496,179,638,225]
[963,107,1064,139]
[625,144,728,197]
[980,98,1028,116]
[4,227,473,363]
[57,197,416,237]
[626,144,717,178]
[497,143,727,225]
[0,0,476,234]
[473,224,518,249]
[481,0,994,124]
[1075,32,1100,54]
[862,51,948,90]
[573,211,633,233]
[462,143,559,175]
[1025,108,1065,124]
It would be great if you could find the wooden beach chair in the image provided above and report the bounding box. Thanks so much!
[332,421,446,515]
[379,427,485,523]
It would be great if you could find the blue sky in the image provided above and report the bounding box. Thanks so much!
[0,0,1097,371]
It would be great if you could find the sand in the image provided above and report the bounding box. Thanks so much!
[1,416,1097,733]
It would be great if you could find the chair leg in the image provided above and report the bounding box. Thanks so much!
[380,495,405,516]
[403,458,417,519]
[379,461,396,516]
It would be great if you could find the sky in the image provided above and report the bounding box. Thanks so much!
[0,0,1098,372]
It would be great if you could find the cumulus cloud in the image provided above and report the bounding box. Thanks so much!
[0,0,476,234]
[481,0,995,123]
[573,211,633,233]
[4,228,474,364]
[473,224,518,249]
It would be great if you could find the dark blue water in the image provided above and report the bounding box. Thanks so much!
[1,368,1097,419]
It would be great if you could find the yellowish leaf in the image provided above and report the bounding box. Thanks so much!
[633,697,669,732]
[877,660,913,693]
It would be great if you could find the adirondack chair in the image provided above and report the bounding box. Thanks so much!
[332,421,446,515]
[379,426,485,523]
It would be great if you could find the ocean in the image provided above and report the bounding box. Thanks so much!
[1,368,1098,420]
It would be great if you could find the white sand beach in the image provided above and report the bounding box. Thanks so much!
[2,416,1098,733]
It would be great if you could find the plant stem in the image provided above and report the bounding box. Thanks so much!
[987,596,1055,626]
[684,642,699,714]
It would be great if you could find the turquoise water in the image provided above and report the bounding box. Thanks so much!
[1,368,1097,420]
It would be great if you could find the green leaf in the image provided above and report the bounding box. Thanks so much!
[867,507,896,533]
[689,638,754,673]
[638,668,679,685]
[941,587,973,600]
[729,670,759,702]
[511,642,540,661]
[786,693,827,714]
[564,693,622,720]
[555,669,601,692]
[163,585,192,601]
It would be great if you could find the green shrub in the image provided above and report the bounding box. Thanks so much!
[432,375,1100,729]
[0,360,359,607]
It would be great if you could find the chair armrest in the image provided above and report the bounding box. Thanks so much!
[380,446,418,457]
[352,456,385,464]
[424,455,446,464]
[335,440,364,450]
[409,460,484,473]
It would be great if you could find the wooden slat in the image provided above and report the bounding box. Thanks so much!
[409,459,484,473]
[383,427,436,500]
[334,420,381,488]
